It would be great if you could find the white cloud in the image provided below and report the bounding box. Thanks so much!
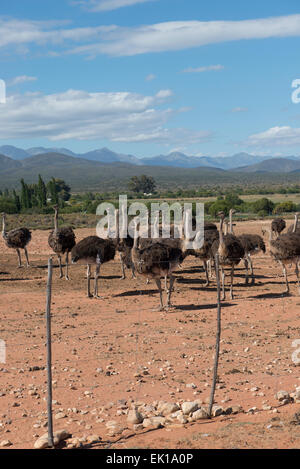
[0,88,211,145]
[9,76,37,86]
[145,73,156,81]
[74,0,155,12]
[0,17,112,52]
[67,14,300,57]
[182,65,224,73]
[2,14,300,57]
[231,107,248,113]
[246,126,300,147]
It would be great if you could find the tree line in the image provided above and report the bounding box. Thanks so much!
[0,176,71,214]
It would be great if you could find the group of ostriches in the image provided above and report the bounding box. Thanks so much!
[2,208,300,309]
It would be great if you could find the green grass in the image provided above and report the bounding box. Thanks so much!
[4,193,300,230]
[4,212,99,231]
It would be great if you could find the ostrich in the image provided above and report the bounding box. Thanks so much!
[271,218,286,238]
[236,234,266,283]
[131,219,183,310]
[48,205,76,280]
[228,209,266,284]
[176,213,219,285]
[287,213,300,233]
[114,206,136,280]
[71,230,116,298]
[211,211,245,300]
[1,212,31,267]
[263,227,300,294]
[185,221,219,286]
[137,213,186,290]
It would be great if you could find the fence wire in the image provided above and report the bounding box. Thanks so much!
[1,253,300,449]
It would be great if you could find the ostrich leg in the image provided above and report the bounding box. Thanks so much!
[24,247,30,267]
[57,254,63,279]
[248,254,255,284]
[120,257,126,279]
[243,258,249,285]
[281,262,289,294]
[16,249,22,268]
[65,252,70,280]
[166,275,175,308]
[93,255,102,299]
[230,265,235,300]
[295,262,300,295]
[154,278,164,311]
[87,264,92,298]
[203,260,209,286]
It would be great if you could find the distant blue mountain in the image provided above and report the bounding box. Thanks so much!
[0,145,299,170]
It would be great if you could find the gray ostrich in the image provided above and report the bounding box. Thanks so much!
[228,209,266,284]
[271,218,286,238]
[2,212,31,267]
[71,220,116,298]
[263,226,300,294]
[131,218,183,310]
[211,211,245,300]
[48,205,76,280]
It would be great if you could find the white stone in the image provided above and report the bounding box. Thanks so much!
[34,430,70,449]
[192,408,209,420]
[127,409,143,425]
[181,401,199,415]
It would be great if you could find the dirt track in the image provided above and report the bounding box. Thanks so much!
[1,220,300,449]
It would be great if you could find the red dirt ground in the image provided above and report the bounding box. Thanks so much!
[1,219,300,449]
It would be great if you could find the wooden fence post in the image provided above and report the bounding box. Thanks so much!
[46,257,54,447]
[208,253,222,418]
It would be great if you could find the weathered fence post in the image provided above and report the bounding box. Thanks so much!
[46,257,54,447]
[208,253,222,417]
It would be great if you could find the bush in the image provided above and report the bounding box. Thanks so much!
[208,199,230,217]
[273,201,297,214]
[252,198,275,214]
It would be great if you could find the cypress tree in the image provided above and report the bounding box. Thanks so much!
[37,174,47,207]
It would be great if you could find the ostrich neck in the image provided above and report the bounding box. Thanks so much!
[293,214,298,232]
[133,223,139,250]
[224,222,228,236]
[2,216,7,239]
[266,228,273,250]
[54,211,58,233]
[115,209,120,244]
[219,217,224,246]
[229,211,233,234]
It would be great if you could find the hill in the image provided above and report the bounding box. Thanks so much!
[233,158,300,173]
[0,153,22,171]
[1,151,300,192]
[1,145,299,170]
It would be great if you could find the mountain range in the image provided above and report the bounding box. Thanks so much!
[1,145,300,170]
[1,149,300,192]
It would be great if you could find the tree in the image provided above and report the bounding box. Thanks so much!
[128,175,156,194]
[224,192,243,207]
[13,190,21,213]
[20,179,31,210]
[208,199,230,217]
[47,178,71,204]
[252,198,275,215]
[273,201,297,214]
[37,174,47,207]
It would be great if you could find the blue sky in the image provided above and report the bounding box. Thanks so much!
[0,0,300,158]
